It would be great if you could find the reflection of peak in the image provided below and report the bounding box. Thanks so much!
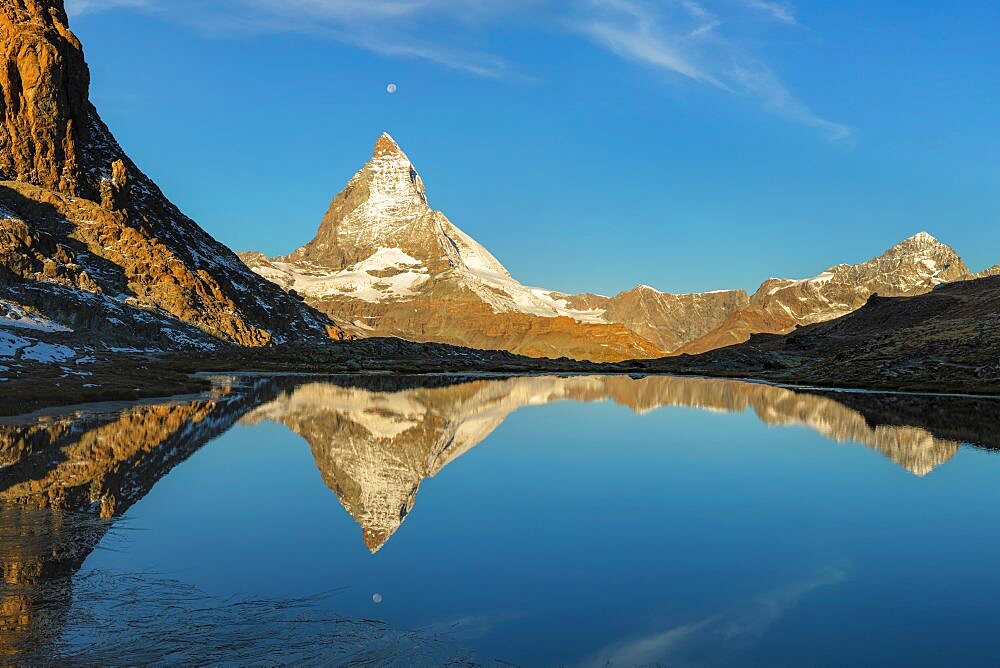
[245,375,966,552]
[244,381,528,552]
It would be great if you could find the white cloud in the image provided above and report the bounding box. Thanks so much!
[743,0,798,25]
[66,0,849,139]
[577,0,850,140]
[579,0,724,86]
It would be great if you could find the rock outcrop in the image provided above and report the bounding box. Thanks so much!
[0,0,343,348]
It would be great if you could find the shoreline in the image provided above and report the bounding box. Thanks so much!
[5,363,997,420]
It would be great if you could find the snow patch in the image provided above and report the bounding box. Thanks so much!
[0,301,73,333]
[22,342,76,363]
[0,331,32,359]
[262,248,431,302]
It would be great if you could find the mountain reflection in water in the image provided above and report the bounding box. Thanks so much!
[1,374,998,661]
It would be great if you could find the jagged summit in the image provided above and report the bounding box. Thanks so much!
[876,232,968,277]
[886,231,951,256]
[373,132,406,158]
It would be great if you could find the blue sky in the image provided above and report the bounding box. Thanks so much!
[67,0,998,295]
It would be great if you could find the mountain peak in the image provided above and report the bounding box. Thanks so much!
[886,231,954,257]
[373,132,405,158]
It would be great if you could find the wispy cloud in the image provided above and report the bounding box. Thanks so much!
[576,0,850,140]
[580,566,848,667]
[65,0,849,139]
[743,0,798,25]
[578,0,724,86]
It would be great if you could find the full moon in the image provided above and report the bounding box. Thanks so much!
[386,83,397,94]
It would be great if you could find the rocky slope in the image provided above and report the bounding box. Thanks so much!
[566,286,750,353]
[0,0,343,351]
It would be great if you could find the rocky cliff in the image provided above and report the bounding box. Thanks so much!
[0,0,342,348]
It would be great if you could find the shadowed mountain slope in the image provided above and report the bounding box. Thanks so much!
[0,0,344,349]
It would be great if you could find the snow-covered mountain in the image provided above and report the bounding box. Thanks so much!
[243,134,986,361]
[241,135,669,361]
[241,134,744,361]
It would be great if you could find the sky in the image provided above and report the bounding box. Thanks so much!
[67,0,999,295]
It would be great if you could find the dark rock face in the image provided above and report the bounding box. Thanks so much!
[0,0,344,347]
[0,0,94,196]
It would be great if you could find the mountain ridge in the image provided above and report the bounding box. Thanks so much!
[243,133,986,362]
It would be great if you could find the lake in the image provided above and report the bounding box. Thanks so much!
[2,374,999,666]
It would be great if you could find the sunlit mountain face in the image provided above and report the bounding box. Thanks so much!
[1,374,997,663]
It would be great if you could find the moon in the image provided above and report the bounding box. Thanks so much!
[386,83,397,94]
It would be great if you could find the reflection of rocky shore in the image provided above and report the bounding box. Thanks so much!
[0,378,284,659]
[243,375,977,552]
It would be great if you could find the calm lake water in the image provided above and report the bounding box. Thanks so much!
[2,374,1000,666]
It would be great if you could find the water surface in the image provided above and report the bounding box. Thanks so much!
[2,374,999,666]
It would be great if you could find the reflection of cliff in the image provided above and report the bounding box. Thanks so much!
[0,378,282,659]
[244,375,966,553]
[0,506,110,658]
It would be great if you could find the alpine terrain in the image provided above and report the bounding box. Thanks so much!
[243,134,992,362]
[241,134,673,362]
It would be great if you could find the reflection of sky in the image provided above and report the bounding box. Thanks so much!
[81,397,1000,666]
